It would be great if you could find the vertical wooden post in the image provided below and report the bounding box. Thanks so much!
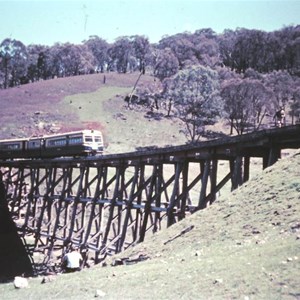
[83,167,103,245]
[139,165,158,241]
[267,146,281,167]
[209,159,218,204]
[67,166,85,242]
[101,166,123,253]
[198,160,210,209]
[52,168,69,241]
[243,156,250,182]
[133,164,145,241]
[118,165,139,252]
[153,163,163,232]
[167,162,183,227]
[179,161,189,220]
[230,156,243,191]
[34,167,53,248]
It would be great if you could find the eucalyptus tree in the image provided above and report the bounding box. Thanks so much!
[49,43,94,77]
[230,29,267,73]
[164,65,222,142]
[153,48,179,81]
[131,35,150,73]
[26,44,50,82]
[273,26,300,75]
[0,38,28,88]
[84,35,109,73]
[108,37,134,73]
[221,76,272,134]
[158,33,197,69]
[192,28,220,67]
[290,84,300,124]
[264,70,294,109]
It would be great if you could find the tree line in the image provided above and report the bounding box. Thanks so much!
[0,26,299,139]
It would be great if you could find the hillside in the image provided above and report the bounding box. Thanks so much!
[0,72,189,153]
[0,74,299,299]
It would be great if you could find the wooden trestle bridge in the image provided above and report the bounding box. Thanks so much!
[1,125,300,273]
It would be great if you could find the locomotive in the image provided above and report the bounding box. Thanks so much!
[0,129,104,160]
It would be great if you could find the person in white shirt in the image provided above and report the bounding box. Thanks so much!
[62,246,83,273]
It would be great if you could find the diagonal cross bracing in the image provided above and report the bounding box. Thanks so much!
[0,125,299,273]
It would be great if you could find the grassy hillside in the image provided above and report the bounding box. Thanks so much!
[0,72,188,153]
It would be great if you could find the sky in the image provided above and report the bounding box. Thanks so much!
[1,0,300,46]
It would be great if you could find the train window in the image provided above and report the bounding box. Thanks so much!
[28,140,41,148]
[69,137,83,144]
[10,143,20,150]
[3,143,21,150]
[94,136,102,143]
[47,139,67,147]
[85,136,93,142]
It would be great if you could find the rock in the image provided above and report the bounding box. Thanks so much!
[14,276,29,289]
[213,278,223,284]
[95,289,106,297]
[41,275,56,284]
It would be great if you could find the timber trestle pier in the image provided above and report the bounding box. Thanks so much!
[1,125,300,274]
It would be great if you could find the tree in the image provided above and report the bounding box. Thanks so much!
[264,70,294,113]
[165,66,222,142]
[0,38,28,88]
[217,29,238,70]
[132,35,150,73]
[221,77,272,135]
[192,28,220,67]
[108,37,134,73]
[158,33,197,69]
[290,88,300,124]
[26,44,51,82]
[274,26,300,75]
[84,36,109,73]
[289,77,300,124]
[49,43,94,77]
[153,48,179,81]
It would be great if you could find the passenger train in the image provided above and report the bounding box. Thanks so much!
[0,129,104,160]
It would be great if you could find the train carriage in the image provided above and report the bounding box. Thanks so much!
[0,129,104,160]
[0,138,27,159]
[27,137,43,158]
[43,130,104,157]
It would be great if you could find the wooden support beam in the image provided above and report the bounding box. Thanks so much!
[267,146,281,167]
[139,165,159,241]
[209,159,218,204]
[118,165,140,252]
[154,164,163,231]
[243,156,250,182]
[230,156,243,191]
[101,166,124,255]
[67,167,85,243]
[167,162,183,227]
[198,160,211,209]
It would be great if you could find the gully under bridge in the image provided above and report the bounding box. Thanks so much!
[1,125,300,273]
